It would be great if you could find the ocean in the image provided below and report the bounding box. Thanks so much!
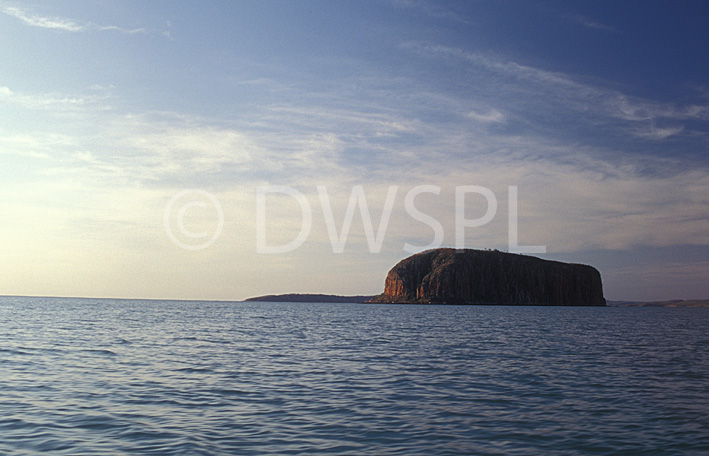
[1,296,707,455]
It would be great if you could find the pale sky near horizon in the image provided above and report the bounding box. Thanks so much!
[1,0,708,301]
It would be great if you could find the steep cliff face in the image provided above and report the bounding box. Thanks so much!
[370,249,606,306]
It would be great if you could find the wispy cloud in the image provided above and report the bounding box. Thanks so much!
[0,84,99,111]
[0,132,68,159]
[402,42,581,88]
[1,4,83,31]
[467,109,505,124]
[611,95,709,122]
[0,4,145,34]
[389,0,474,25]
[632,124,685,140]
[401,42,709,143]
[562,13,619,33]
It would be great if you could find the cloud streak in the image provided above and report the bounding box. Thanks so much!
[562,13,620,33]
[0,4,145,34]
[0,85,93,110]
[389,0,474,25]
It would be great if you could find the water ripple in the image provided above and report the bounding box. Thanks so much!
[0,297,708,455]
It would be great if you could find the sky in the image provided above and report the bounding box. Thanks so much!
[1,0,708,301]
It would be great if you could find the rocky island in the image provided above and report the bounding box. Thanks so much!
[369,248,606,306]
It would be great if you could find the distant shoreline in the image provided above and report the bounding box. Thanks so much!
[244,294,375,303]
[606,299,709,307]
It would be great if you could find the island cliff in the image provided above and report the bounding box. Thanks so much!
[369,248,606,306]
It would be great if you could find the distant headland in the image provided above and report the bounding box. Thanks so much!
[245,293,374,303]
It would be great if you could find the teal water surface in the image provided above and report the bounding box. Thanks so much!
[1,297,708,455]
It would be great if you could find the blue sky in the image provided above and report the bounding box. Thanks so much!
[1,0,708,301]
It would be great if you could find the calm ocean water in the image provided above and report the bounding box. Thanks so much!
[1,297,707,455]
